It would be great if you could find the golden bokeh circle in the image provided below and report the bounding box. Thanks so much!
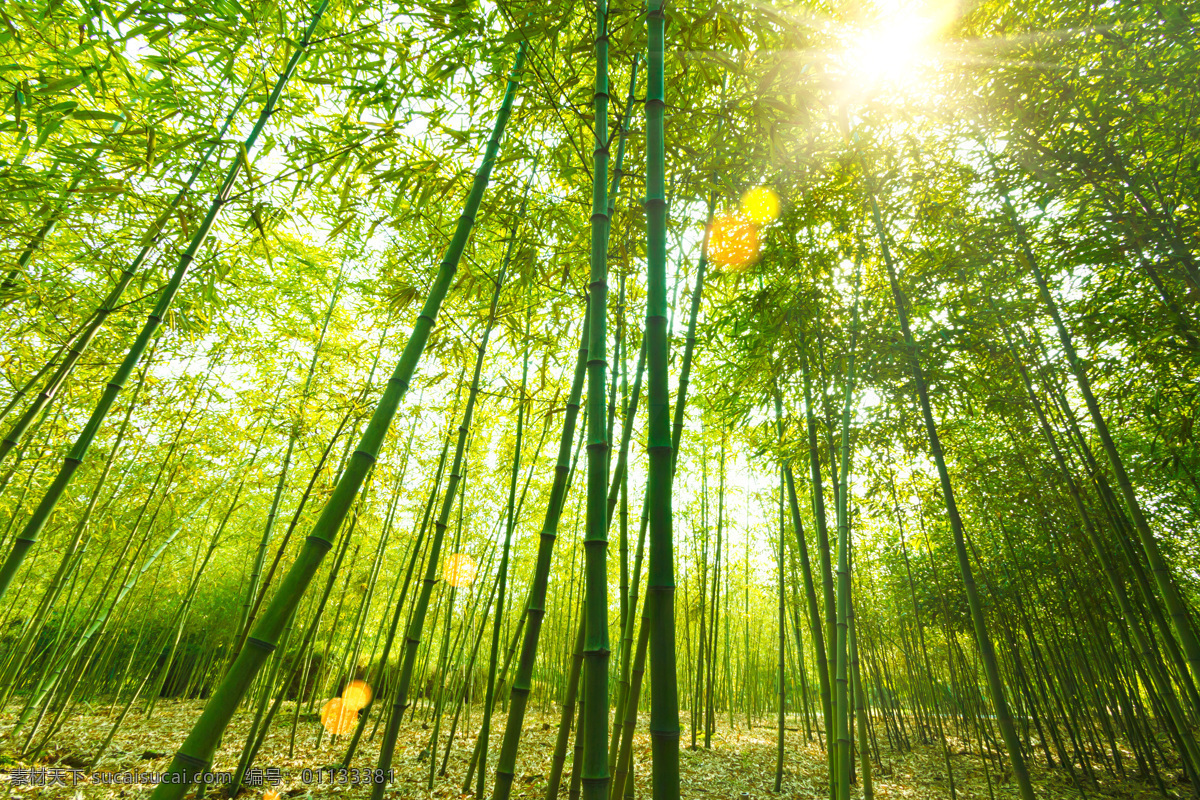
[320,697,357,735]
[707,213,761,269]
[444,553,478,588]
[341,680,372,711]
[740,186,780,225]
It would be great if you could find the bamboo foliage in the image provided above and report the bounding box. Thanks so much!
[0,1,333,605]
[1,4,1199,800]
[0,91,251,468]
[149,37,526,800]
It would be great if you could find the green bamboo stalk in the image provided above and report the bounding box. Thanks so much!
[849,581,873,800]
[0,413,59,559]
[147,34,524,800]
[340,424,454,769]
[441,540,503,777]
[611,598,649,800]
[607,170,706,789]
[493,592,529,713]
[426,499,465,788]
[581,0,613,795]
[28,548,169,760]
[225,613,300,797]
[571,691,587,800]
[548,606,588,800]
[800,337,837,758]
[475,311,531,798]
[787,549,812,743]
[370,89,527,789]
[834,259,861,800]
[331,413,414,698]
[775,467,786,792]
[492,305,588,799]
[644,0,680,796]
[781,452,832,750]
[610,482,647,796]
[705,445,724,748]
[536,423,586,798]
[234,511,360,793]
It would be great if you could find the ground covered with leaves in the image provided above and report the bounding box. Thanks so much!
[0,700,1177,799]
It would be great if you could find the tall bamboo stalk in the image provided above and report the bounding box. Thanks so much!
[774,466,786,792]
[493,306,588,800]
[580,0,613,795]
[475,310,531,798]
[834,258,862,800]
[644,0,680,796]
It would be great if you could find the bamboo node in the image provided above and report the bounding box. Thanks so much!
[305,534,334,552]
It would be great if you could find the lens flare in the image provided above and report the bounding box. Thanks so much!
[740,187,780,225]
[320,697,357,735]
[444,552,477,588]
[707,213,761,270]
[341,679,372,710]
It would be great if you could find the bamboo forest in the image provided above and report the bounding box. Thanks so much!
[1,0,1198,798]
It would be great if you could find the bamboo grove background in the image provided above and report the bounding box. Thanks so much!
[0,0,1198,798]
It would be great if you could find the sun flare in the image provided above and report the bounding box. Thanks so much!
[836,0,954,92]
[847,16,933,83]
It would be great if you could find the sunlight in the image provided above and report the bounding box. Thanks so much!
[836,0,955,93]
[847,15,932,84]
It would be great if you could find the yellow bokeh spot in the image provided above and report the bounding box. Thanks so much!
[342,679,372,710]
[444,552,477,588]
[707,213,761,270]
[320,697,357,735]
[740,186,780,225]
[263,791,283,800]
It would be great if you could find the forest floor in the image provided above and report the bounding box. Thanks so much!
[0,700,1180,800]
